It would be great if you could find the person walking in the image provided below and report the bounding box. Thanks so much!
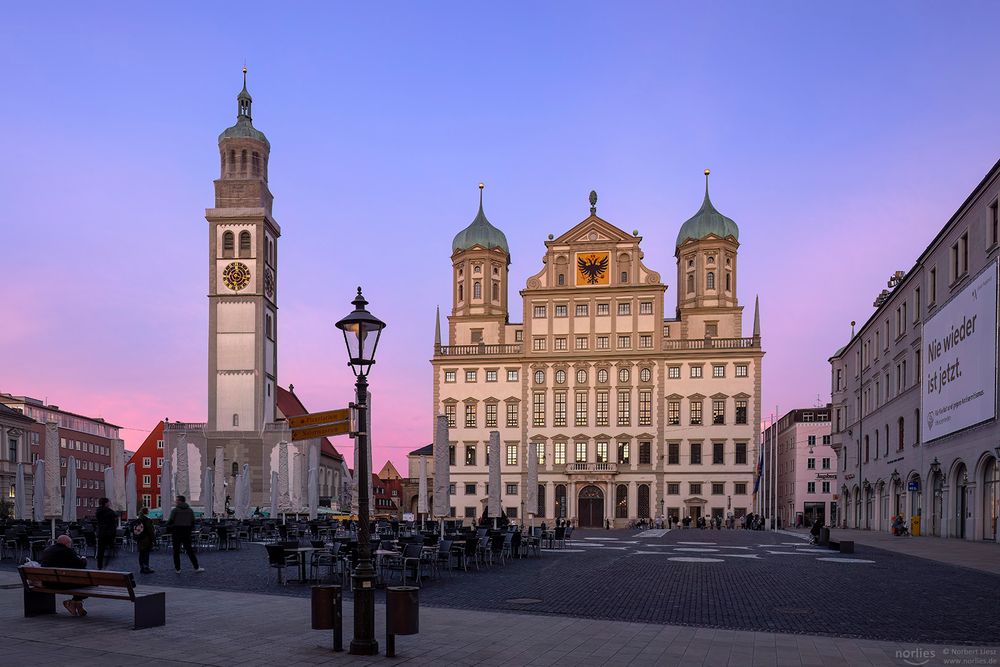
[133,507,156,573]
[95,497,118,569]
[39,535,90,616]
[167,495,205,573]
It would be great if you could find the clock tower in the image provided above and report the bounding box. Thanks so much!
[206,68,279,432]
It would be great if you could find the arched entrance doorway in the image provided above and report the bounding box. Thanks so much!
[930,470,944,537]
[983,457,998,542]
[577,485,604,527]
[954,462,969,539]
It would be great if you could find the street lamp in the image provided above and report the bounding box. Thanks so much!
[336,287,385,656]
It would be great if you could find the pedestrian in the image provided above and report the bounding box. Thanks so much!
[95,497,117,569]
[167,495,205,573]
[809,518,824,545]
[133,506,156,573]
[38,535,89,616]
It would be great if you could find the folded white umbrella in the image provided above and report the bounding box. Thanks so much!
[270,470,279,519]
[33,460,45,522]
[203,466,214,518]
[104,467,115,507]
[125,463,137,519]
[14,463,27,520]
[63,457,78,523]
[160,456,173,514]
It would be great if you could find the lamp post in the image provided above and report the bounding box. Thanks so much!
[336,287,385,656]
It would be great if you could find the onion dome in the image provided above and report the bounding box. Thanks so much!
[218,67,270,148]
[452,183,509,253]
[676,169,738,247]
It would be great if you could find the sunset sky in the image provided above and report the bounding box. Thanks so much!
[4,3,1000,470]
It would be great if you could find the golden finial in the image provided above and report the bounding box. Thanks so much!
[704,168,710,176]
[479,182,485,190]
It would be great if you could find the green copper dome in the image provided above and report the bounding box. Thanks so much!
[676,171,738,247]
[452,188,509,253]
[218,74,270,149]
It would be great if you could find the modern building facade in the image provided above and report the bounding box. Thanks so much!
[763,407,836,528]
[161,72,347,510]
[415,177,764,527]
[829,158,1000,541]
[0,394,119,517]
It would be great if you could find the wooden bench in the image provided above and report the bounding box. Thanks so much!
[18,566,165,630]
[828,539,855,554]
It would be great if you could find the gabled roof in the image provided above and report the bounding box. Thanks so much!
[550,214,638,246]
[408,443,433,456]
[276,386,344,462]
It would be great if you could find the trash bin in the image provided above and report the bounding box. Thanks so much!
[819,527,830,547]
[311,585,343,651]
[385,585,419,657]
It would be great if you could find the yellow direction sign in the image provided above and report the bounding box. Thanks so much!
[291,421,350,441]
[287,408,350,429]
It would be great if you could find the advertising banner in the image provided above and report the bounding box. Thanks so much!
[921,259,998,442]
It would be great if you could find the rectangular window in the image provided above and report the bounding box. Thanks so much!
[735,364,748,377]
[445,370,456,383]
[712,400,725,425]
[445,405,456,428]
[617,335,632,349]
[465,370,477,382]
[142,457,151,468]
[554,391,567,427]
[576,336,589,350]
[712,442,724,464]
[596,336,609,350]
[639,301,653,314]
[554,304,567,318]
[533,393,546,427]
[465,483,476,495]
[465,404,477,428]
[668,366,681,379]
[639,334,652,349]
[712,365,725,378]
[465,445,476,466]
[734,482,747,495]
[689,482,702,495]
[668,442,679,465]
[485,403,497,428]
[735,442,747,465]
[506,444,518,466]
[142,474,151,486]
[808,435,816,446]
[617,441,630,464]
[618,302,631,316]
[507,369,518,382]
[639,441,651,465]
[532,338,546,351]
[822,481,831,494]
[505,483,518,496]
[486,370,497,382]
[617,390,631,426]
[807,482,816,494]
[515,330,523,342]
[533,305,547,318]
[554,442,566,465]
[929,267,937,305]
[807,457,816,469]
[506,403,519,428]
[690,442,702,465]
[690,401,702,425]
[667,483,680,495]
[535,443,545,465]
[735,400,747,424]
[638,390,652,426]
[667,401,680,426]
[449,445,456,466]
[690,366,703,378]
[596,391,609,426]
[575,442,587,463]
[575,304,589,316]
[990,200,999,247]
[156,440,163,449]
[575,391,588,427]
[711,482,725,495]
[157,457,163,468]
[554,337,567,351]
[822,457,831,469]
[597,303,609,316]
[596,441,608,463]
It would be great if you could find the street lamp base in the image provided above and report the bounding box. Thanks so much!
[349,639,380,656]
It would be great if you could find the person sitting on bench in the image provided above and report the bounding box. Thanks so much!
[38,535,89,617]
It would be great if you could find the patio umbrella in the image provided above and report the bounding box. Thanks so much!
[63,457,78,522]
[14,463,27,520]
[432,414,450,532]
[270,470,279,519]
[43,421,61,518]
[202,466,214,518]
[526,441,538,526]
[278,440,291,514]
[175,439,190,501]
[33,459,45,522]
[160,455,173,514]
[487,431,501,527]
[417,455,429,527]
[232,467,243,520]
[125,463,137,520]
[112,438,126,513]
[239,463,251,520]
[104,466,115,508]
[213,447,225,517]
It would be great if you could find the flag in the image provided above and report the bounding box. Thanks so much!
[753,448,764,494]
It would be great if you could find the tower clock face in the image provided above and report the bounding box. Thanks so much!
[222,262,251,292]
[264,267,275,299]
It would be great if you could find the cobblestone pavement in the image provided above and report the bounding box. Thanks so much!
[5,528,999,645]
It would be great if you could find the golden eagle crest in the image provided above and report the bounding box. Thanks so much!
[577,253,609,285]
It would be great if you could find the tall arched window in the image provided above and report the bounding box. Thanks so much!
[555,484,567,518]
[232,413,239,427]
[458,284,464,301]
[638,484,650,518]
[231,462,238,477]
[537,483,546,518]
[706,272,716,289]
[252,152,260,176]
[473,281,481,299]
[897,417,905,452]
[914,409,920,444]
[687,274,694,293]
[725,272,731,291]
[240,149,247,174]
[239,231,251,257]
[229,149,236,174]
[222,231,234,258]
[492,282,499,300]
[615,484,628,519]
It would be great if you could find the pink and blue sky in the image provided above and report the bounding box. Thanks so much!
[3,3,999,470]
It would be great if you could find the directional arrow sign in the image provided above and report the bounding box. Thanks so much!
[291,421,350,441]
[287,408,350,429]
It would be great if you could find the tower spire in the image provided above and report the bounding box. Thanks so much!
[753,294,761,338]
[237,65,252,121]
[434,305,442,350]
